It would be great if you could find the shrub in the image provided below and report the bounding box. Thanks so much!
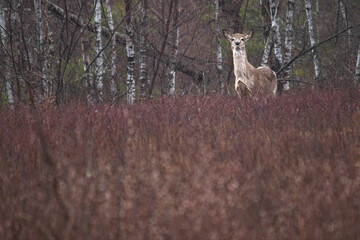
[1,89,359,239]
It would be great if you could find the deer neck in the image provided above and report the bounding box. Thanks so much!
[232,47,250,79]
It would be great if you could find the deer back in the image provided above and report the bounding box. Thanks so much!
[253,66,277,96]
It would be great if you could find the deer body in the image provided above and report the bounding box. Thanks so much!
[224,31,277,97]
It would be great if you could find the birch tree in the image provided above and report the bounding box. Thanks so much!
[304,0,321,82]
[272,0,282,69]
[261,0,279,66]
[315,0,319,42]
[0,5,14,105]
[215,0,224,93]
[94,0,103,100]
[81,31,91,100]
[125,0,135,104]
[355,44,360,86]
[283,0,295,90]
[168,0,179,96]
[339,0,351,52]
[139,0,148,99]
[34,0,47,96]
[105,0,117,97]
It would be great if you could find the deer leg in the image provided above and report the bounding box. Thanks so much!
[235,80,243,98]
[236,80,251,98]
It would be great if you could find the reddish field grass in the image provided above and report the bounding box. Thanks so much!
[1,89,360,239]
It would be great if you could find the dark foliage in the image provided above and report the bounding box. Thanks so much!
[1,89,360,239]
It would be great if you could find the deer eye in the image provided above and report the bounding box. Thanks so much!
[231,38,235,41]
[240,38,244,41]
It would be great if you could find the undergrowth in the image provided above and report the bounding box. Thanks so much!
[0,89,359,239]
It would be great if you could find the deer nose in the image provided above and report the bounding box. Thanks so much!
[235,42,240,45]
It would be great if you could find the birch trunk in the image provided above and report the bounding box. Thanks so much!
[105,0,117,97]
[261,29,274,66]
[81,31,91,101]
[272,1,282,68]
[261,0,278,66]
[94,0,103,99]
[315,0,319,42]
[34,0,47,96]
[168,0,179,96]
[125,0,135,104]
[0,5,14,105]
[355,44,360,86]
[44,0,52,95]
[335,0,341,36]
[283,0,294,90]
[139,0,148,99]
[339,0,351,52]
[304,0,321,82]
[215,0,224,93]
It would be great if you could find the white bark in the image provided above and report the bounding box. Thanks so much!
[168,28,179,96]
[339,0,351,51]
[105,0,117,97]
[0,5,14,105]
[168,0,179,96]
[125,0,135,104]
[304,0,321,81]
[315,0,319,43]
[81,32,91,99]
[261,32,273,66]
[34,0,47,95]
[283,0,294,90]
[355,44,360,86]
[81,37,89,78]
[261,0,278,66]
[215,0,224,92]
[272,0,282,67]
[94,0,103,96]
[139,0,148,99]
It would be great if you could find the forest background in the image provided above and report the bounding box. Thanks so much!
[0,0,359,104]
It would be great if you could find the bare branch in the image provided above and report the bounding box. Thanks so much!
[276,23,360,76]
[45,0,200,81]
[45,1,126,45]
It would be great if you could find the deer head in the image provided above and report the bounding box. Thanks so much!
[223,30,253,52]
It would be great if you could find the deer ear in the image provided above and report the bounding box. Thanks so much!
[245,30,254,40]
[223,30,232,41]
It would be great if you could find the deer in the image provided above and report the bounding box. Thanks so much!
[223,30,277,98]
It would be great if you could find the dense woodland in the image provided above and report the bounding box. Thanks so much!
[0,0,359,105]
